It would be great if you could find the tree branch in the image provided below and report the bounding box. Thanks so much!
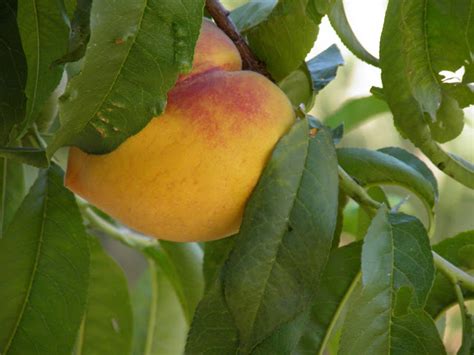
[205,0,273,80]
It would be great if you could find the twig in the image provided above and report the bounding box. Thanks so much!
[433,253,474,292]
[338,165,474,292]
[338,166,380,216]
[454,282,473,352]
[76,198,158,251]
[205,0,273,80]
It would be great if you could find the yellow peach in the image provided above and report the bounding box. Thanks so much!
[66,20,294,241]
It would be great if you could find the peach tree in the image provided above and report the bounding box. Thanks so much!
[0,0,473,354]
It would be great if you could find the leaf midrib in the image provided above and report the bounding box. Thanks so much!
[144,260,159,355]
[76,0,149,138]
[0,158,7,237]
[3,174,49,354]
[239,134,310,352]
[26,0,41,124]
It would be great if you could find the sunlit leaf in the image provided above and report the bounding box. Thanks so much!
[247,0,320,80]
[48,0,205,155]
[307,0,379,67]
[380,0,474,188]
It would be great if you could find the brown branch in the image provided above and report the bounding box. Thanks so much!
[205,0,273,81]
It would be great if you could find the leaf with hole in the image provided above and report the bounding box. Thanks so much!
[380,0,473,188]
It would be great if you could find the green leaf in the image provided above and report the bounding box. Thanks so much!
[296,242,362,354]
[380,0,474,188]
[331,190,349,248]
[0,157,25,236]
[185,276,239,354]
[0,0,27,145]
[202,236,235,292]
[426,231,474,320]
[230,0,277,32]
[378,147,438,197]
[0,146,48,168]
[144,241,204,324]
[339,209,441,354]
[187,120,339,353]
[388,310,447,355]
[247,0,320,81]
[48,0,205,155]
[337,148,437,210]
[328,1,379,66]
[16,0,72,138]
[442,82,474,108]
[356,186,389,240]
[319,0,379,67]
[0,164,90,355]
[428,92,465,143]
[251,311,310,354]
[307,44,344,93]
[278,63,314,109]
[54,0,93,65]
[132,261,187,355]
[323,96,389,132]
[279,44,344,110]
[224,122,338,352]
[457,296,473,355]
[75,236,132,355]
[382,0,441,120]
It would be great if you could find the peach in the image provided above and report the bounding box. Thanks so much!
[66,19,295,241]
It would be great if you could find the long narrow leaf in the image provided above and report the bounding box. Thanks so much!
[0,164,90,355]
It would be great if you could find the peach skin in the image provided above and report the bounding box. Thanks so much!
[66,19,295,241]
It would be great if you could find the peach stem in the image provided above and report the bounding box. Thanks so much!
[205,0,273,80]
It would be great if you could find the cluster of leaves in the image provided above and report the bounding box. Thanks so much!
[0,0,473,355]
